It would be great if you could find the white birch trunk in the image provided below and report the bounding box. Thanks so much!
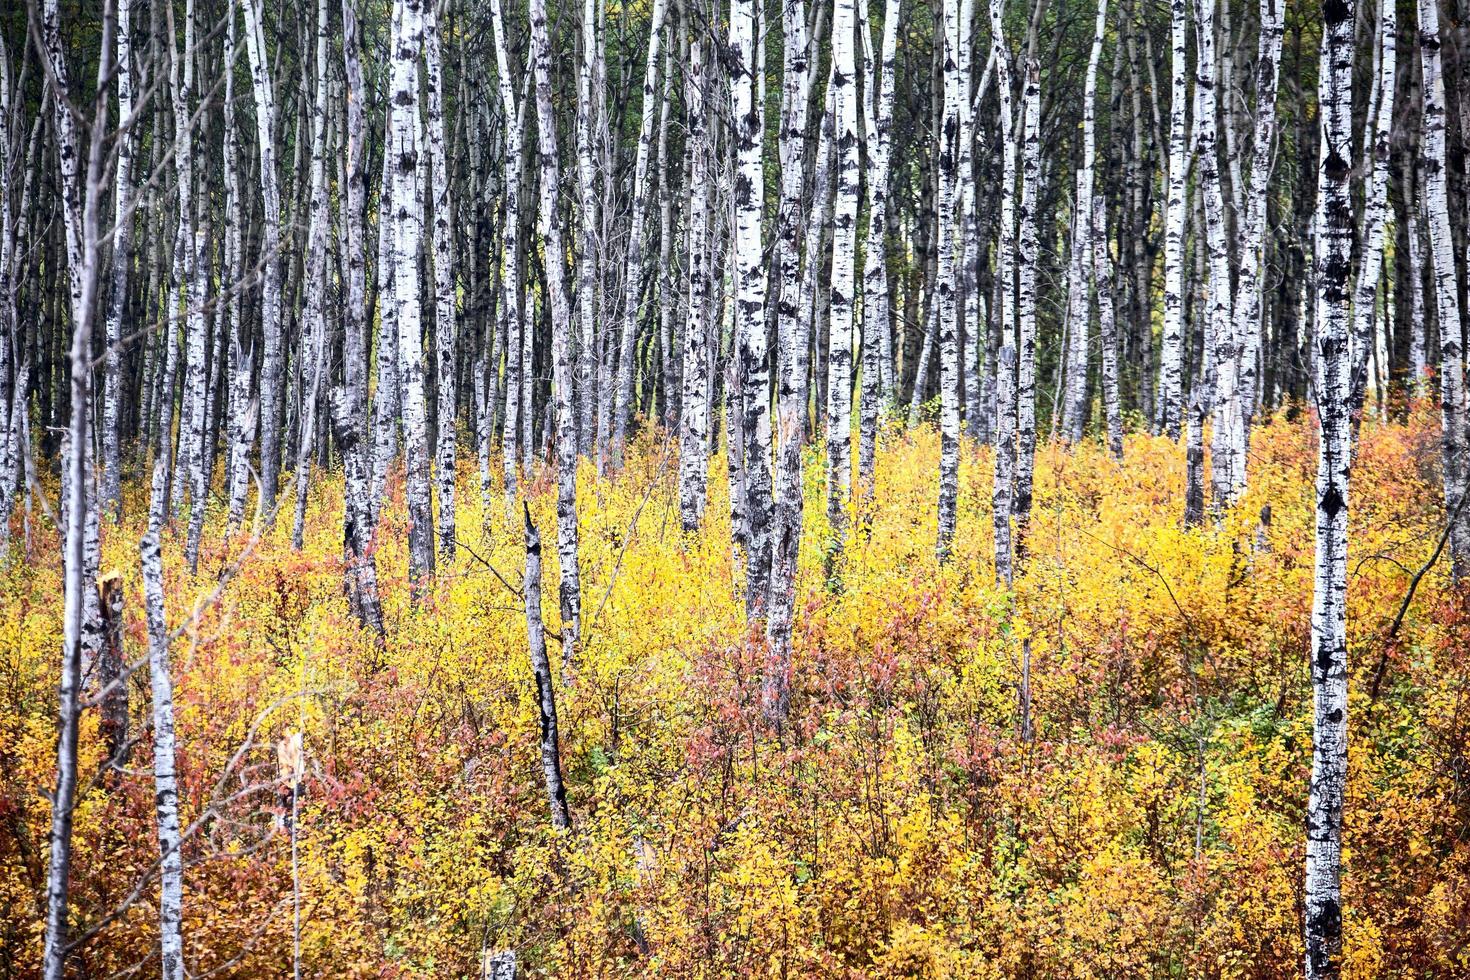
[762,0,815,726]
[612,0,671,466]
[1419,0,1468,578]
[861,0,901,480]
[224,0,255,530]
[156,0,195,526]
[334,1,384,635]
[0,38,15,556]
[424,0,458,560]
[935,0,964,559]
[370,149,401,529]
[182,227,212,567]
[102,0,135,523]
[656,37,680,431]
[679,29,713,532]
[529,0,584,657]
[1304,0,1355,971]
[575,0,601,457]
[40,0,109,968]
[1093,197,1123,460]
[330,387,386,638]
[798,91,838,426]
[390,0,436,585]
[959,48,991,444]
[908,305,936,426]
[140,532,185,980]
[829,0,860,567]
[730,0,773,620]
[176,0,211,533]
[490,0,524,513]
[290,0,333,552]
[1195,0,1242,508]
[242,0,286,515]
[1061,0,1109,445]
[990,0,1018,582]
[1184,392,1205,525]
[1230,0,1283,445]
[522,506,570,827]
[1349,0,1395,418]
[1013,59,1041,551]
[1157,0,1190,439]
[1407,208,1428,383]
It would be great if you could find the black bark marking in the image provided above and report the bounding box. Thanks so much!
[1321,483,1344,519]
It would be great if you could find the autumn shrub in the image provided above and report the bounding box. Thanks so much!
[1,408,1465,977]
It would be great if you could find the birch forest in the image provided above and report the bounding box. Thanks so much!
[3,0,1470,973]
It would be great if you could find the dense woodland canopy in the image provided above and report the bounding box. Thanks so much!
[1,0,1469,974]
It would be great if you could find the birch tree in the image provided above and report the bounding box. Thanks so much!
[730,0,774,619]
[1060,0,1109,445]
[1156,0,1190,439]
[523,505,570,828]
[291,0,333,554]
[224,0,255,530]
[1349,0,1395,419]
[1195,0,1243,509]
[424,0,458,561]
[174,0,209,531]
[575,0,601,457]
[242,0,286,517]
[958,43,990,445]
[529,0,584,656]
[612,0,670,466]
[991,0,1018,582]
[39,0,112,971]
[1013,58,1041,552]
[101,0,135,523]
[150,0,195,529]
[371,145,402,529]
[679,24,712,532]
[829,0,860,566]
[1418,0,1468,578]
[764,0,814,726]
[141,532,185,980]
[490,0,525,513]
[389,0,436,585]
[935,0,964,560]
[1232,0,1283,433]
[334,0,382,638]
[183,225,213,568]
[0,37,16,558]
[858,0,901,485]
[1304,0,1355,972]
[1094,197,1123,460]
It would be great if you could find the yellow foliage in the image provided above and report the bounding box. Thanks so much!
[0,405,1466,976]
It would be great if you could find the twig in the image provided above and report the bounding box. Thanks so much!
[1074,525,1195,632]
[1368,488,1469,702]
[456,535,523,599]
[588,432,676,639]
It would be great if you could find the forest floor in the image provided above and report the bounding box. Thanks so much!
[2,402,1467,978]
